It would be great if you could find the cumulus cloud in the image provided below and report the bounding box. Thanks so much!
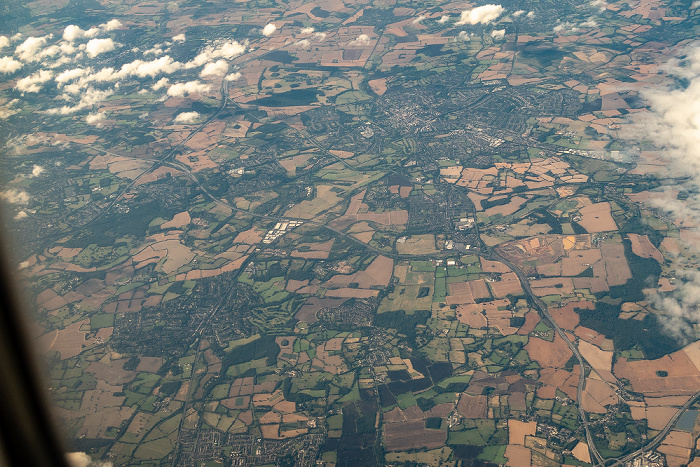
[63,25,84,42]
[200,59,228,78]
[32,165,44,177]
[349,34,371,45]
[175,111,200,123]
[187,40,247,68]
[456,4,504,25]
[15,69,53,92]
[438,15,450,24]
[49,87,114,114]
[225,72,242,81]
[152,77,169,90]
[0,36,9,49]
[167,80,210,97]
[85,38,116,58]
[86,112,106,125]
[55,67,88,84]
[63,20,120,44]
[14,211,28,220]
[553,22,579,33]
[456,31,473,41]
[172,33,186,42]
[295,39,310,47]
[15,36,48,61]
[59,41,77,55]
[313,32,327,41]
[580,19,599,27]
[413,15,426,24]
[692,0,700,7]
[101,19,122,31]
[0,56,22,73]
[527,11,535,18]
[1,189,30,204]
[144,45,164,56]
[115,56,183,79]
[300,27,314,34]
[491,29,506,39]
[512,10,526,17]
[262,23,277,36]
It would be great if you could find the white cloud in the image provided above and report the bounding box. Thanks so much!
[119,55,183,78]
[15,69,53,93]
[152,77,169,90]
[491,29,506,39]
[456,31,473,41]
[86,112,106,125]
[63,25,84,42]
[101,19,122,31]
[1,189,30,204]
[85,38,116,58]
[32,165,44,177]
[144,46,164,56]
[621,44,700,340]
[15,36,48,61]
[11,33,22,41]
[413,15,426,24]
[693,0,700,7]
[313,32,326,41]
[172,33,186,42]
[225,72,242,81]
[438,15,450,24]
[0,56,22,73]
[14,211,27,220]
[300,27,314,34]
[0,36,9,49]
[217,41,247,58]
[187,40,247,68]
[295,39,310,47]
[349,34,371,45]
[200,59,228,78]
[167,80,210,97]
[512,10,526,17]
[527,11,535,18]
[262,23,277,36]
[59,41,77,55]
[0,107,18,119]
[553,22,579,33]
[49,87,114,114]
[456,5,504,25]
[83,27,100,38]
[55,67,88,84]
[175,111,200,123]
[580,19,598,27]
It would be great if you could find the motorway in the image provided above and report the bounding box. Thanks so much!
[484,249,605,465]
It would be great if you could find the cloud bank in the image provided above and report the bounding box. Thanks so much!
[625,43,700,339]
